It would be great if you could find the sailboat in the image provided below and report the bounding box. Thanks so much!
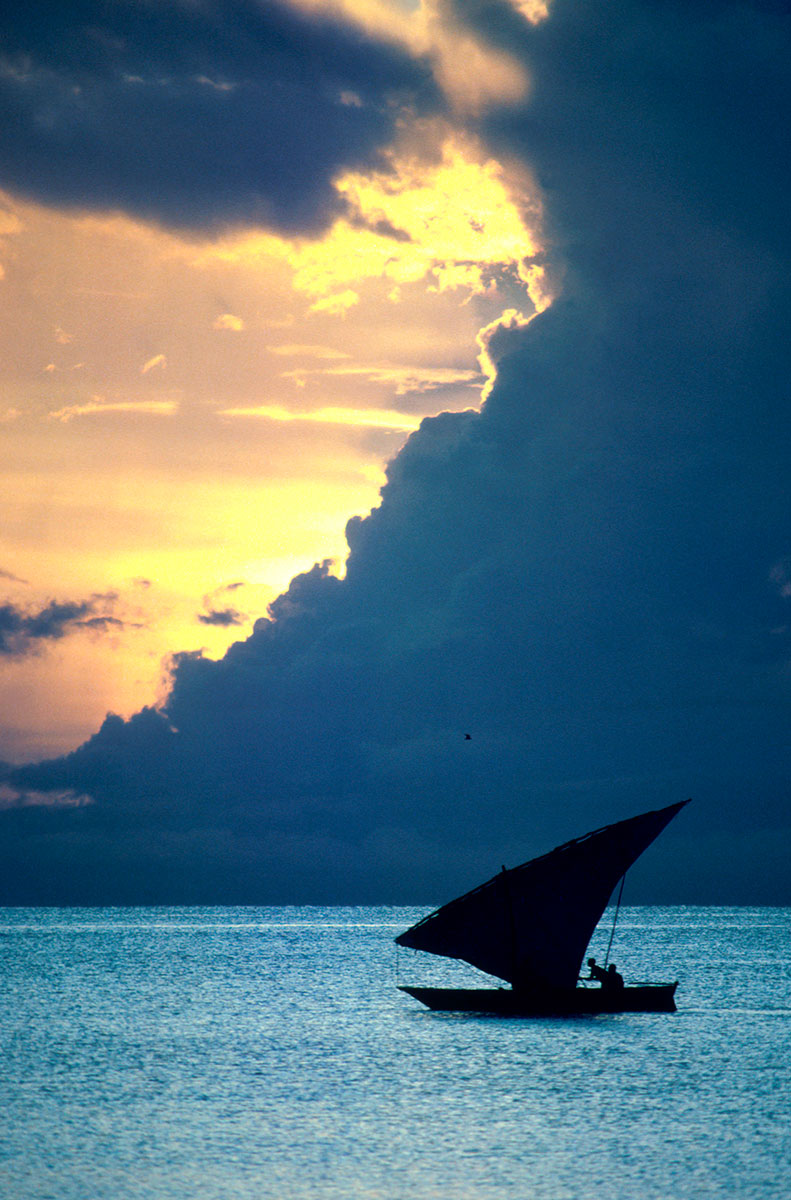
[396,800,689,1015]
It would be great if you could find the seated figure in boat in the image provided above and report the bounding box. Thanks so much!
[604,963,624,990]
[584,957,608,985]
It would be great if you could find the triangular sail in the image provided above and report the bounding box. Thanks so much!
[396,800,688,991]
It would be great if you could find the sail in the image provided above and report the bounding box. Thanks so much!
[396,800,688,991]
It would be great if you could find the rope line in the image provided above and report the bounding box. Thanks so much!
[604,872,626,968]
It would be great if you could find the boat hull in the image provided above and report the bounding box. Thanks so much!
[399,983,678,1015]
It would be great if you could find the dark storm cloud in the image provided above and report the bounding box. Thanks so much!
[198,607,244,627]
[473,0,791,287]
[197,581,248,624]
[2,0,790,904]
[0,593,126,656]
[78,615,127,632]
[0,0,437,232]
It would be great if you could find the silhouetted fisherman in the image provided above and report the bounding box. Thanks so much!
[583,956,608,984]
[604,963,624,990]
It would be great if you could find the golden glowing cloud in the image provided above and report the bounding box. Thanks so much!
[308,288,360,315]
[475,307,536,400]
[268,344,352,359]
[425,22,529,114]
[198,125,544,323]
[279,363,480,394]
[0,63,555,761]
[287,0,530,112]
[509,0,551,24]
[213,313,246,331]
[369,138,532,251]
[286,0,425,50]
[303,134,539,301]
[49,398,179,422]
[218,404,422,432]
[141,353,167,374]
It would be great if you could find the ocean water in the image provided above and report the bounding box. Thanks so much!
[1,907,789,1200]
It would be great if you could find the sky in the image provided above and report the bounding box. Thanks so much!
[1,0,789,905]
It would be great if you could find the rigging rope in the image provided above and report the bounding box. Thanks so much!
[603,872,626,968]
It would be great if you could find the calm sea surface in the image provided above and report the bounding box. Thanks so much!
[1,906,789,1199]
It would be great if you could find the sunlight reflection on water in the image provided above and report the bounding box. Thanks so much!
[1,906,789,1199]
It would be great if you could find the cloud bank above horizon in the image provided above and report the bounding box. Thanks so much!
[1,0,790,904]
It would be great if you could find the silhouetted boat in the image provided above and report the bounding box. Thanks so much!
[396,800,688,1016]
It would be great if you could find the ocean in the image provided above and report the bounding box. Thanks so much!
[1,906,789,1199]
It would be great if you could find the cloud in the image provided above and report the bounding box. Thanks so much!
[268,344,352,360]
[141,354,167,374]
[49,398,178,422]
[291,127,545,307]
[509,0,550,23]
[0,595,125,657]
[78,616,127,633]
[308,289,360,315]
[218,404,423,432]
[0,784,92,810]
[0,208,23,236]
[476,307,535,398]
[213,313,246,331]
[197,608,244,627]
[44,361,85,373]
[184,121,545,321]
[278,364,481,395]
[290,0,532,113]
[770,560,791,600]
[0,0,438,235]
[421,0,530,114]
[0,569,29,585]
[2,0,790,905]
[196,582,251,627]
[0,205,22,280]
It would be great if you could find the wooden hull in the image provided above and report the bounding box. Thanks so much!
[399,982,678,1015]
